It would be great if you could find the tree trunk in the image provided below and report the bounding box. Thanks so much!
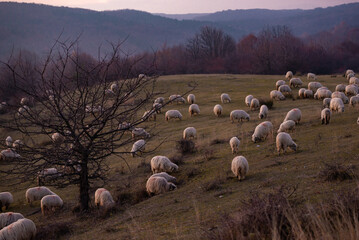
[79,161,89,211]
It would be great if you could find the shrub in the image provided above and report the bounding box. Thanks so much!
[36,222,71,240]
[258,98,273,109]
[318,163,356,181]
[176,139,196,154]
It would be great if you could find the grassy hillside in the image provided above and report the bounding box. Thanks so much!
[0,74,358,239]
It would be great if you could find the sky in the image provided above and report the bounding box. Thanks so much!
[3,0,359,13]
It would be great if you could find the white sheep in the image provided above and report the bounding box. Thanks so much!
[183,127,196,140]
[51,133,65,145]
[150,172,176,183]
[250,98,260,111]
[252,121,273,143]
[290,78,303,88]
[221,93,231,103]
[276,80,285,90]
[12,140,23,150]
[277,120,296,133]
[330,98,345,113]
[20,97,32,106]
[308,82,323,93]
[187,94,195,104]
[5,136,12,147]
[314,88,332,100]
[229,137,240,154]
[335,84,346,92]
[349,77,359,85]
[165,110,182,121]
[37,168,60,186]
[230,110,250,123]
[321,108,331,125]
[304,90,313,99]
[346,69,354,78]
[332,91,349,104]
[259,105,268,119]
[152,103,162,114]
[231,156,249,181]
[154,97,164,104]
[245,95,254,107]
[276,132,297,154]
[347,72,355,80]
[323,98,332,108]
[350,96,359,107]
[213,104,223,117]
[285,71,293,80]
[284,108,301,124]
[17,105,30,116]
[188,104,200,116]
[345,84,359,96]
[41,194,63,215]
[131,139,146,157]
[94,188,115,211]
[146,176,177,196]
[118,122,132,131]
[25,187,55,205]
[298,88,306,98]
[110,83,119,93]
[0,212,24,229]
[169,95,185,104]
[270,90,285,101]
[307,73,317,80]
[0,149,21,161]
[131,128,150,139]
[150,156,178,174]
[0,218,36,240]
[278,85,292,97]
[0,192,13,212]
[142,110,156,121]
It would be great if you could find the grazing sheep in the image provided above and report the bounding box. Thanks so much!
[51,133,65,145]
[12,140,23,150]
[118,122,132,131]
[277,120,296,133]
[330,98,345,113]
[37,168,60,186]
[150,172,176,183]
[94,188,115,211]
[347,73,355,80]
[350,96,359,107]
[346,69,354,78]
[308,82,323,93]
[169,95,185,104]
[278,85,292,97]
[345,84,359,96]
[150,156,178,174]
[231,156,249,181]
[188,104,200,116]
[152,103,162,114]
[5,136,12,147]
[20,97,32,106]
[251,121,273,143]
[285,71,293,80]
[290,78,303,88]
[259,105,268,119]
[187,94,195,104]
[284,108,302,124]
[131,140,146,157]
[276,132,297,154]
[142,110,156,121]
[332,91,349,104]
[183,127,196,140]
[0,218,36,240]
[25,187,55,205]
[154,97,164,105]
[335,84,346,92]
[0,212,24,229]
[321,108,331,125]
[17,105,30,116]
[307,73,317,80]
[139,74,147,80]
[349,77,359,85]
[229,137,240,154]
[304,90,313,99]
[0,149,21,161]
[213,104,223,117]
[131,128,150,139]
[270,90,286,101]
[230,110,250,123]
[146,176,176,196]
[110,83,118,93]
[314,88,332,100]
[298,88,306,98]
[245,95,254,107]
[276,80,285,90]
[0,193,13,212]
[41,195,63,215]
[250,98,260,111]
[221,93,231,103]
[323,98,332,108]
[165,110,182,121]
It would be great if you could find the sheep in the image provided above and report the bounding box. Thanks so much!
[0,102,7,114]
[335,84,346,92]
[151,156,178,174]
[345,84,359,96]
[285,71,293,80]
[183,127,196,140]
[251,121,273,143]
[154,97,164,105]
[307,73,317,80]
[20,97,32,106]
[188,104,200,116]
[270,90,285,101]
[94,188,115,212]
[245,95,254,107]
[118,121,132,131]
[152,103,162,114]
[37,168,60,186]
[330,98,345,113]
[221,93,231,103]
[131,139,146,157]
[308,82,323,93]
[259,105,268,119]
[290,78,303,88]
[187,94,195,104]
[41,194,63,215]
[331,91,349,104]
[349,77,359,85]
[85,105,103,114]
[230,110,250,123]
[323,98,332,108]
[346,69,354,78]
[284,108,301,124]
[0,218,36,240]
[277,120,296,133]
[105,89,115,99]
[0,192,13,212]
[139,73,147,80]
[229,137,240,154]
[165,110,182,121]
[321,108,331,125]
[0,212,24,229]
[146,176,177,196]
[17,105,30,116]
[298,88,306,98]
[110,83,118,93]
[142,110,156,121]
[213,104,223,117]
[169,95,185,104]
[25,186,55,205]
[276,132,297,155]
[12,140,23,150]
[357,117,359,125]
[304,90,313,99]
[276,80,285,90]
[5,136,12,147]
[278,85,292,97]
[51,133,65,145]
[150,172,176,183]
[347,72,355,80]
[350,96,359,107]
[231,156,249,181]
[131,128,150,139]
[250,98,260,111]
[314,88,332,100]
[0,149,21,161]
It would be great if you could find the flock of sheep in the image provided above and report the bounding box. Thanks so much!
[1,69,358,239]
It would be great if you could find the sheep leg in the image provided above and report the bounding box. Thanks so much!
[5,203,9,210]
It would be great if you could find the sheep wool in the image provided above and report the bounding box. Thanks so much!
[245,95,254,107]
[276,80,285,90]
[304,90,313,99]
[231,156,249,181]
[252,121,273,143]
[187,94,196,104]
[5,136,12,147]
[250,98,260,111]
[154,97,164,104]
[330,98,345,113]
[165,110,182,121]
[350,96,359,107]
[0,212,24,230]
[183,127,196,140]
[298,88,306,98]
[142,110,156,121]
[278,85,292,96]
[259,105,268,119]
[332,91,349,104]
[307,73,317,80]
[213,104,223,117]
[0,192,13,212]
[323,98,332,108]
[146,176,176,195]
[277,120,296,133]
[150,172,177,183]
[131,140,146,157]
[285,71,293,80]
[345,84,359,96]
[230,110,250,123]
[25,187,55,204]
[94,188,115,211]
[131,128,150,139]
[0,218,36,240]
[290,78,303,88]
[321,108,331,125]
[229,137,240,154]
[150,156,178,174]
[284,108,301,124]
[188,104,200,116]
[0,149,21,161]
[308,82,323,93]
[41,194,63,215]
[51,133,65,145]
[349,77,359,85]
[221,93,231,103]
[335,84,346,92]
[270,90,285,101]
[276,132,297,154]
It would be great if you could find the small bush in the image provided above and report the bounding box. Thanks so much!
[210,138,227,145]
[177,139,196,154]
[36,222,71,240]
[201,177,225,191]
[258,98,273,109]
[186,168,201,178]
[319,163,356,181]
[170,154,184,165]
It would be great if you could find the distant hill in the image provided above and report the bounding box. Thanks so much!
[155,13,209,20]
[0,2,358,59]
